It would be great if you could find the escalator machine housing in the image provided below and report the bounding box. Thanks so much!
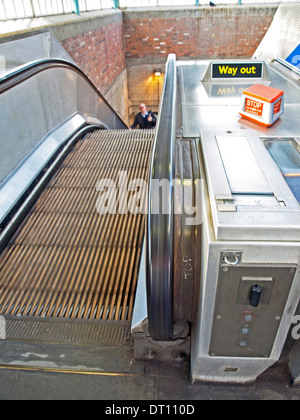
[192,128,300,383]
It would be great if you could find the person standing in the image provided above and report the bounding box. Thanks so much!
[130,104,157,130]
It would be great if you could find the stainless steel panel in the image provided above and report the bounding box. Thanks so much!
[209,264,297,358]
[183,105,242,138]
[0,77,47,184]
[96,95,126,130]
[216,135,272,195]
[178,62,208,105]
[200,129,300,241]
[191,209,300,383]
[77,73,97,117]
[0,33,75,76]
[97,95,115,129]
[180,61,300,139]
[0,115,86,221]
[37,68,77,132]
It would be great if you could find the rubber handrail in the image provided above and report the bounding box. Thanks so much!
[146,54,177,341]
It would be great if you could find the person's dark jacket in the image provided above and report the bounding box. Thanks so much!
[130,111,157,129]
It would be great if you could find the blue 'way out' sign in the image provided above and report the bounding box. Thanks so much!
[286,44,300,69]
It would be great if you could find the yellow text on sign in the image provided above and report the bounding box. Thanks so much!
[218,66,258,76]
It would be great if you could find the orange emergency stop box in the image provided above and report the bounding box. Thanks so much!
[240,84,284,127]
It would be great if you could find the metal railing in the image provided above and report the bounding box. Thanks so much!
[0,0,114,20]
[0,0,295,20]
[120,0,298,5]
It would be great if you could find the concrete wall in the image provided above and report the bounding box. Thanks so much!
[126,61,164,120]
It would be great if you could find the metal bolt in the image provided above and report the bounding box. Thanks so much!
[175,353,186,363]
[145,350,155,360]
[241,328,250,335]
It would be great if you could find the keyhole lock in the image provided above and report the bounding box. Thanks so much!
[250,285,262,307]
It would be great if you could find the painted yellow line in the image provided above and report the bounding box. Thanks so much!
[0,364,138,377]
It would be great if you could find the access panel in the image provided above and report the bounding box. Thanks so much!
[209,264,297,358]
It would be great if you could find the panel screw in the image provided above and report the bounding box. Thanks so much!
[175,353,186,363]
[145,350,155,360]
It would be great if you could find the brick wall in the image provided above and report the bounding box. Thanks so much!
[0,6,278,127]
[59,6,277,96]
[123,6,276,60]
[21,6,276,124]
[56,6,277,118]
[61,20,125,96]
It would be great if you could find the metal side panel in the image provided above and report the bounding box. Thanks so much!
[209,264,297,358]
[215,135,272,195]
[0,76,47,184]
[200,129,300,241]
[191,233,300,384]
[191,133,300,384]
[0,33,76,76]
